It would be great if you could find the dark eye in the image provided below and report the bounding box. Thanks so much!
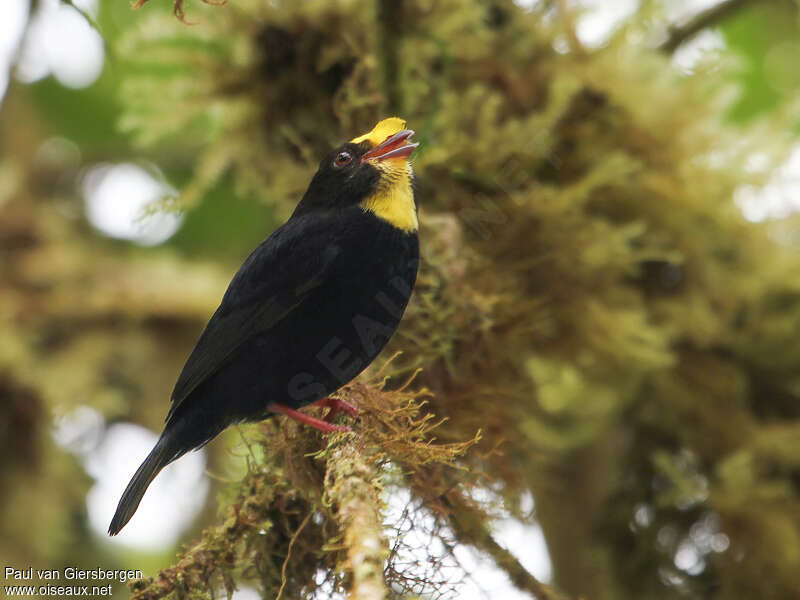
[334,151,352,167]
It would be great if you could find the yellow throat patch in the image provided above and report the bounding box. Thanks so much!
[351,118,418,233]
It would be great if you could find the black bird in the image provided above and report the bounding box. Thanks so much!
[109,118,419,535]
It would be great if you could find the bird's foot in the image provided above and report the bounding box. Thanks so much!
[312,396,359,421]
[267,402,351,434]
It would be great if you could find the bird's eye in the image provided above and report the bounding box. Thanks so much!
[334,151,352,167]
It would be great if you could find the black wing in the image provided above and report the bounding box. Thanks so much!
[167,213,342,421]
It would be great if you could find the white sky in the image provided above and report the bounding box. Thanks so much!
[736,146,800,221]
[15,0,103,89]
[81,162,183,246]
[0,1,28,99]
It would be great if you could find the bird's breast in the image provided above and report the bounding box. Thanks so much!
[198,211,419,416]
[277,214,418,405]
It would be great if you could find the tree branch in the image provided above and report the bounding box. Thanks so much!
[324,434,389,600]
[659,0,755,53]
[444,492,570,600]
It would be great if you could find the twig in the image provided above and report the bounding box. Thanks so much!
[324,434,388,600]
[659,0,755,53]
[276,512,312,600]
[131,0,227,24]
[444,493,571,600]
[62,0,103,35]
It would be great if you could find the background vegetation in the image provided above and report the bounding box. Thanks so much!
[2,0,800,599]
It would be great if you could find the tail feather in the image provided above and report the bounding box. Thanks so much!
[108,435,178,536]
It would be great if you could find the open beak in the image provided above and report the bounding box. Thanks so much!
[362,129,418,162]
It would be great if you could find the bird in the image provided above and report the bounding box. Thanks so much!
[109,118,419,535]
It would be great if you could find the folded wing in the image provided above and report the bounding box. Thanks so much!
[167,213,342,421]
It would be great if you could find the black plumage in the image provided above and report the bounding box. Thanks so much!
[109,119,419,535]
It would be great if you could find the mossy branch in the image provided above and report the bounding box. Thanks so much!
[659,0,755,53]
[126,371,481,600]
[443,493,571,600]
[323,434,389,600]
[128,468,281,600]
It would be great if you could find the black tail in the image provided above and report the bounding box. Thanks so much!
[108,434,179,535]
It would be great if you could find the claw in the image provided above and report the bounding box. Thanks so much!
[312,396,359,421]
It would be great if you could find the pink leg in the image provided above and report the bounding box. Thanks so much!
[312,396,359,420]
[267,403,351,434]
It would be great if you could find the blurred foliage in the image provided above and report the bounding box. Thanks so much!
[3,0,800,599]
[721,1,800,122]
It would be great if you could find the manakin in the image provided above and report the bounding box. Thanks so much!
[109,118,419,535]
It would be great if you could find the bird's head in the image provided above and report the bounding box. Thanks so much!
[296,117,419,232]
